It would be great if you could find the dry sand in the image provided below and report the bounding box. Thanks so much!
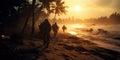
[20,33,120,60]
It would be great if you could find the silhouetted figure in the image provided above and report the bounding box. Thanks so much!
[39,19,51,48]
[52,22,59,38]
[62,25,67,32]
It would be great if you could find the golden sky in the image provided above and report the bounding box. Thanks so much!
[58,0,120,19]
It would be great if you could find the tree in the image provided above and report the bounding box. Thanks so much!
[109,12,120,20]
[53,0,67,23]
[35,0,55,18]
[21,0,67,35]
[109,12,120,24]
[21,0,55,34]
[31,0,36,35]
[0,0,28,34]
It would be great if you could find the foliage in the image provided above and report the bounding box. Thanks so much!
[54,0,67,20]
[109,12,120,21]
[54,0,67,16]
[0,0,28,26]
[84,12,120,25]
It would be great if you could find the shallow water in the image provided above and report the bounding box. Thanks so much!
[67,24,120,52]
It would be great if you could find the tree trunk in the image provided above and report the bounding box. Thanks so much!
[31,0,36,36]
[21,14,31,34]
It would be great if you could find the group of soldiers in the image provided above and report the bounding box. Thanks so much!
[39,19,67,48]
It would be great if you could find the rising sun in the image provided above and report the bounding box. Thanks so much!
[74,5,80,12]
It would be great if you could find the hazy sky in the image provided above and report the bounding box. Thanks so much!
[57,0,120,19]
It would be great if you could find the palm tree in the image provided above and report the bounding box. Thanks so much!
[35,0,55,18]
[53,0,67,23]
[0,0,27,32]
[21,0,37,35]
[31,0,36,35]
[21,0,55,34]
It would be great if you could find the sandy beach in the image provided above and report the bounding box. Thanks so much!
[19,32,120,60]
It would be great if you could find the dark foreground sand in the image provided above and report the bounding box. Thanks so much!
[18,32,120,60]
[1,32,119,60]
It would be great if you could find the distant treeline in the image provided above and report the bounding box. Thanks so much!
[84,12,120,25]
[57,12,120,25]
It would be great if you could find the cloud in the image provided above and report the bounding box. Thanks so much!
[92,0,120,12]
[112,0,120,12]
[95,0,113,7]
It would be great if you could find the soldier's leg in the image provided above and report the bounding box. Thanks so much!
[46,34,50,48]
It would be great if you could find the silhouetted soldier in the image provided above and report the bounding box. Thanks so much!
[62,25,67,32]
[39,19,51,48]
[52,22,59,38]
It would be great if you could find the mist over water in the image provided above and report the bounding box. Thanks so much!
[66,24,120,52]
[92,25,120,32]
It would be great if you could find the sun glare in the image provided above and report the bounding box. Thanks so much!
[68,31,77,35]
[71,24,84,28]
[74,5,80,12]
